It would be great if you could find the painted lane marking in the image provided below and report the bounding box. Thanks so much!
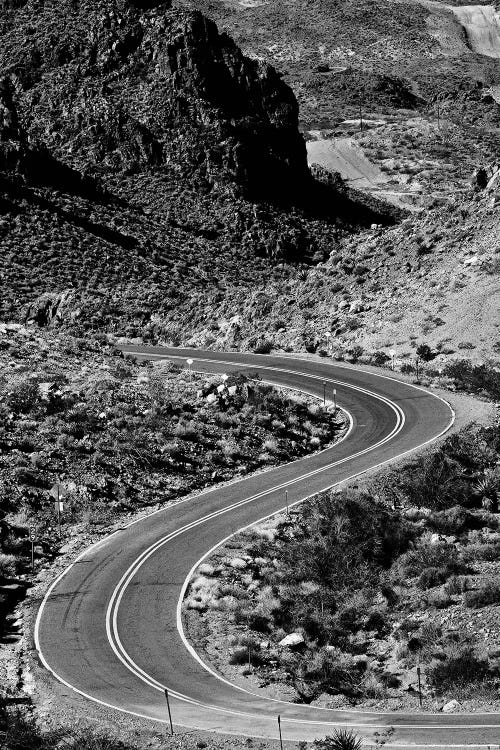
[107,380,403,704]
[106,372,422,721]
[34,355,464,742]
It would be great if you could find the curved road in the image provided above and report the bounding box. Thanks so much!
[35,349,500,746]
[451,4,500,59]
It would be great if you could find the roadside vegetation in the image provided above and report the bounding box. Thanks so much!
[0,711,138,750]
[0,327,343,640]
[184,422,500,710]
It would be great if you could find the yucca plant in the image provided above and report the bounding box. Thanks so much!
[474,467,500,512]
[315,729,364,750]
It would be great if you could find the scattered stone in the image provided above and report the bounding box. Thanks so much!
[229,557,248,570]
[442,699,460,713]
[279,632,305,648]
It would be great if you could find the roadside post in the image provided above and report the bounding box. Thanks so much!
[389,349,396,371]
[186,358,193,382]
[49,482,67,537]
[29,526,36,574]
[277,715,284,750]
[417,654,423,708]
[164,688,174,735]
[333,388,337,414]
[285,490,289,515]
[322,380,326,406]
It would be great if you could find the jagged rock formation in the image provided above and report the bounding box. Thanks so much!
[0,0,400,334]
[0,0,308,200]
[24,290,77,327]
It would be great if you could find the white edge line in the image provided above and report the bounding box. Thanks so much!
[108,372,454,723]
[106,379,406,703]
[33,355,463,743]
[123,346,457,427]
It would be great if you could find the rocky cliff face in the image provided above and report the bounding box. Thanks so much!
[0,0,397,334]
[0,0,308,199]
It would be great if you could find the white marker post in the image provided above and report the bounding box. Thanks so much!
[389,349,396,371]
[29,526,36,574]
[186,358,193,382]
[285,489,289,515]
[49,483,67,537]
[278,715,284,750]
[333,388,337,414]
[164,688,174,735]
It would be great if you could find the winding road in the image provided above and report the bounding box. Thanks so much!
[34,349,500,747]
[451,4,500,59]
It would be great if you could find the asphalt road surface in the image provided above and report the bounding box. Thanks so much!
[35,349,500,747]
[452,4,500,58]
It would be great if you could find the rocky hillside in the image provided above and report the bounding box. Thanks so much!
[0,0,310,197]
[0,0,498,372]
[0,0,404,333]
[0,325,343,643]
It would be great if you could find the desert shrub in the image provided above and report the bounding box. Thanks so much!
[397,542,465,579]
[348,345,364,362]
[229,641,263,666]
[400,362,415,374]
[443,425,499,472]
[417,622,443,661]
[417,566,453,590]
[387,451,474,510]
[444,359,500,400]
[334,590,374,632]
[314,730,363,750]
[277,491,410,593]
[0,552,17,577]
[474,466,500,511]
[461,540,500,562]
[464,582,500,608]
[428,646,489,691]
[362,669,387,698]
[173,422,196,440]
[370,350,390,366]
[428,506,482,535]
[445,575,470,595]
[6,380,39,413]
[247,611,272,632]
[365,608,389,634]
[0,713,137,750]
[301,647,358,693]
[416,343,434,361]
[426,588,453,609]
[252,339,273,354]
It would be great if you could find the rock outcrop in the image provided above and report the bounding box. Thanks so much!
[0,0,308,199]
[24,290,77,327]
